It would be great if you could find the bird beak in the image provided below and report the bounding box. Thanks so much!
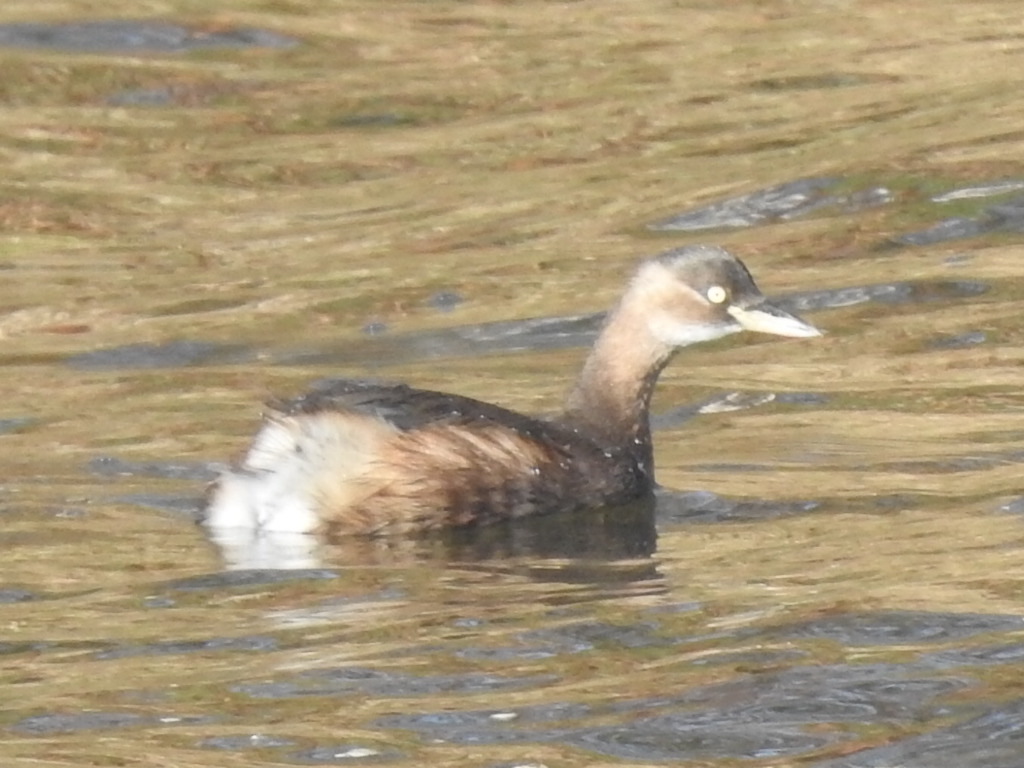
[727,301,822,338]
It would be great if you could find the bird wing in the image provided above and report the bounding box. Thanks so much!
[268,377,569,442]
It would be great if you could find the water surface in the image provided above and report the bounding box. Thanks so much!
[4,2,1024,766]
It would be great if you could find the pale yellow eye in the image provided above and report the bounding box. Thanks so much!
[706,285,728,304]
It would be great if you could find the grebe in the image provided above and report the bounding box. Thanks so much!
[204,245,820,537]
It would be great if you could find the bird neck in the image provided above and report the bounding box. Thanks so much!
[561,298,676,454]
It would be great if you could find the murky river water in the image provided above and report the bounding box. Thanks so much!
[4,2,1024,766]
